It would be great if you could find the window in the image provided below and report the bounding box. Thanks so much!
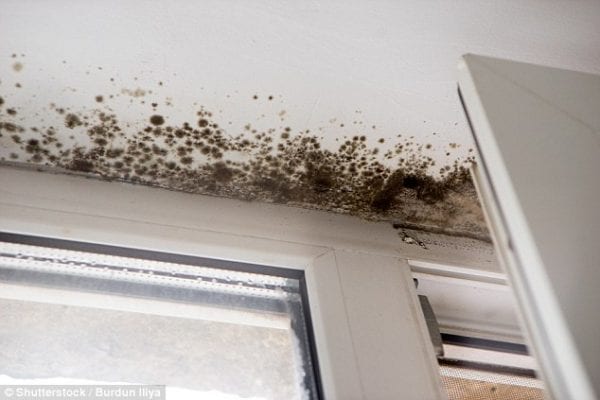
[0,234,320,400]
[0,166,458,399]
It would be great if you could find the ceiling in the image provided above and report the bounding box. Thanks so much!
[1,0,599,239]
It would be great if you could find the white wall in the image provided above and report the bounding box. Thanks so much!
[1,0,599,168]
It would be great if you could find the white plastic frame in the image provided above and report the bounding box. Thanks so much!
[458,55,600,400]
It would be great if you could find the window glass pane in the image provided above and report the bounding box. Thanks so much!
[0,238,319,400]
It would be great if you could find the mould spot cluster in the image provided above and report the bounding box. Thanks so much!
[0,59,488,239]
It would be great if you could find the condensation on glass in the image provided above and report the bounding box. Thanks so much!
[0,238,319,400]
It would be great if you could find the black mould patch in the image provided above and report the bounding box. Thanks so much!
[70,158,94,173]
[65,113,82,128]
[0,94,487,239]
[150,115,165,126]
[1,122,24,134]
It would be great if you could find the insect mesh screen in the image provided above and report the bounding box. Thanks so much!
[440,365,545,400]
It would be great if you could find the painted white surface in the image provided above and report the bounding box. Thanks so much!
[1,0,599,170]
[459,55,600,400]
[0,166,446,399]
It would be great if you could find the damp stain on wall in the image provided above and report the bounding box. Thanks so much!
[0,59,489,242]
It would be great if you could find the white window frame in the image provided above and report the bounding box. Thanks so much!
[0,165,458,399]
